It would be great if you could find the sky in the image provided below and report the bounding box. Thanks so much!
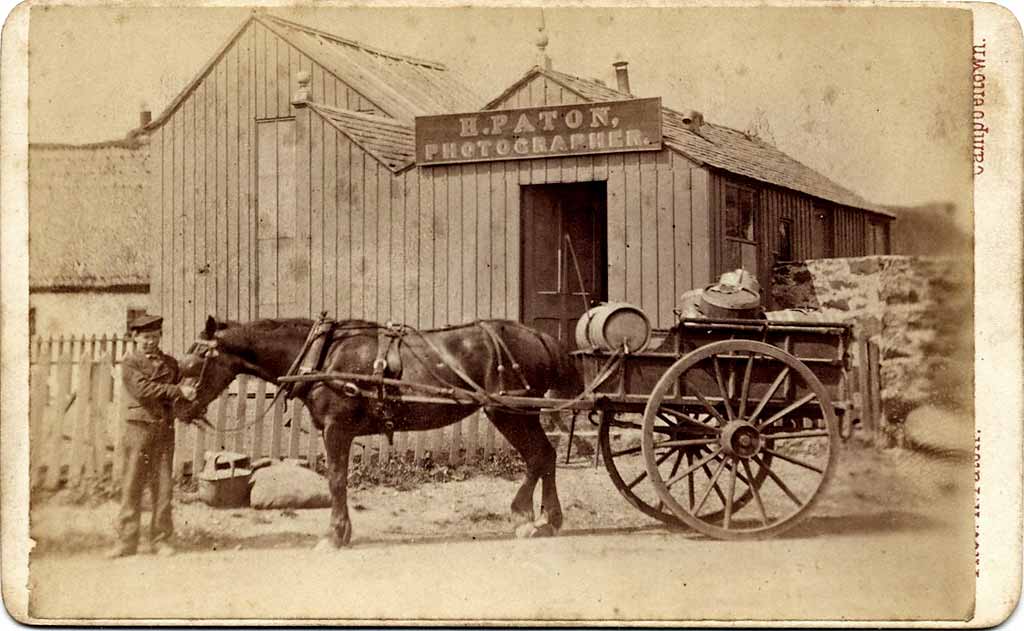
[26,4,974,223]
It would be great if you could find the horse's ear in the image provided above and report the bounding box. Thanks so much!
[203,316,218,339]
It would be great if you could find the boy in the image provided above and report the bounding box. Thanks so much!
[107,315,196,558]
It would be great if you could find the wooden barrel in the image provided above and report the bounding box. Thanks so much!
[575,303,652,353]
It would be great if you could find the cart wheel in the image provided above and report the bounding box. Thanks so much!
[599,412,683,526]
[599,412,768,527]
[642,340,839,539]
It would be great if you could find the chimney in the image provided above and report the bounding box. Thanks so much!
[535,15,552,70]
[139,110,152,127]
[680,110,704,133]
[613,60,631,95]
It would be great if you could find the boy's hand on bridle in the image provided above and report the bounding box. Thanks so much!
[179,384,197,401]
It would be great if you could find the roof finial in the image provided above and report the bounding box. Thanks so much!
[535,9,552,70]
[292,70,311,106]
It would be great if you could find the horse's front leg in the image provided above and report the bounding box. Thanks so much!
[316,416,355,549]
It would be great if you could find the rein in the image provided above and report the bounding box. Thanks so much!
[185,339,304,435]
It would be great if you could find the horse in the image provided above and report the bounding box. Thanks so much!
[176,315,583,549]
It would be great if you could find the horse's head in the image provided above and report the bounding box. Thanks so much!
[176,315,253,421]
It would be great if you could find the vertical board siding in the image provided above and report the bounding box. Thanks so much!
[336,136,352,318]
[350,144,365,317]
[638,152,658,320]
[155,21,401,348]
[418,169,434,327]
[461,164,477,321]
[149,129,163,315]
[226,45,240,322]
[605,153,626,302]
[690,167,712,287]
[194,88,207,334]
[204,77,218,333]
[182,97,195,350]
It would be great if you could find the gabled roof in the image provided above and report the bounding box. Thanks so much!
[488,67,892,217]
[308,102,415,173]
[261,15,481,121]
[148,12,481,130]
[30,143,151,290]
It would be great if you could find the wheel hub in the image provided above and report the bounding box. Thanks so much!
[720,421,762,459]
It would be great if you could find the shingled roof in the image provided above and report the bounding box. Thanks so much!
[148,12,481,130]
[308,103,415,173]
[488,67,892,217]
[261,15,481,122]
[29,143,151,290]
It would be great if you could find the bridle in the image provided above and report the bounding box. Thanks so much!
[185,339,218,392]
[183,336,291,433]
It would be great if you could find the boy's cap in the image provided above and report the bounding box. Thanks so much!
[129,315,163,333]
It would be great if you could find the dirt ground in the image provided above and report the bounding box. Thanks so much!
[29,439,973,556]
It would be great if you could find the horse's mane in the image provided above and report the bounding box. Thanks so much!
[211,317,379,352]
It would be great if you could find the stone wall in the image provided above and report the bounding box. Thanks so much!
[772,256,973,441]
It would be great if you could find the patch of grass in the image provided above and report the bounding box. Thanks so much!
[345,451,526,491]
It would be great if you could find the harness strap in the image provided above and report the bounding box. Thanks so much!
[412,326,493,402]
[477,321,531,393]
[371,325,407,441]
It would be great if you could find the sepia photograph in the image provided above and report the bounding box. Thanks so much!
[2,0,1020,624]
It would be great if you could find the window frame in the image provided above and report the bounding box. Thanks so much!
[776,217,795,263]
[723,182,759,246]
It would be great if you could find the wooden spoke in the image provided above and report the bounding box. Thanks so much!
[664,447,722,489]
[765,430,830,441]
[657,437,720,449]
[701,462,728,506]
[746,366,790,427]
[723,459,738,529]
[753,455,803,506]
[685,452,696,508]
[611,420,643,431]
[654,413,680,427]
[612,419,678,435]
[610,444,643,458]
[694,389,728,426]
[693,458,728,517]
[711,356,735,421]
[668,448,686,480]
[763,447,825,473]
[756,392,818,431]
[743,459,769,526]
[737,351,756,420]
[657,407,721,434]
[627,447,678,489]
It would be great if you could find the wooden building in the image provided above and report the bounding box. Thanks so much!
[142,12,481,353]
[147,14,893,354]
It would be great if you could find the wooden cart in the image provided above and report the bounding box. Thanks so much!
[577,317,851,539]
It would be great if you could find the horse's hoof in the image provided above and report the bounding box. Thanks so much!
[314,538,341,551]
[514,522,538,539]
[532,523,557,538]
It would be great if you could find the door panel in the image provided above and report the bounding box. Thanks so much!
[522,183,607,347]
[811,205,834,259]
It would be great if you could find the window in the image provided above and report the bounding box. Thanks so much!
[725,184,757,241]
[777,219,794,261]
[722,183,759,276]
[28,307,35,339]
[126,307,147,334]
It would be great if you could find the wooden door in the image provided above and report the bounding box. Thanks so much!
[521,183,607,347]
[811,205,835,259]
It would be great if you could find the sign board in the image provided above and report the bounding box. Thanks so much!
[415,97,663,166]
